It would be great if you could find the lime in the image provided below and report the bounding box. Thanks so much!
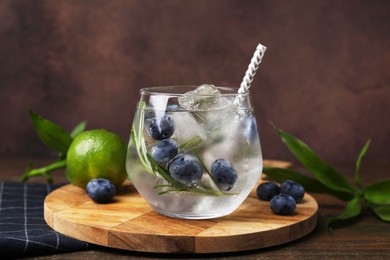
[66,129,128,189]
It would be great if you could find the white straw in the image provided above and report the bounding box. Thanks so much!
[233,43,267,107]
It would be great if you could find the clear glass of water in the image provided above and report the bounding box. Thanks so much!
[126,85,263,219]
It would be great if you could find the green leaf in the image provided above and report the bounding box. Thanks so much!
[29,110,72,154]
[372,205,390,222]
[328,196,362,228]
[70,121,87,138]
[354,139,371,187]
[273,126,355,194]
[263,167,354,201]
[364,180,390,205]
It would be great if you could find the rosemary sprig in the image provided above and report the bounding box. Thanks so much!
[131,101,237,196]
[131,101,154,175]
[178,135,204,152]
[147,153,230,196]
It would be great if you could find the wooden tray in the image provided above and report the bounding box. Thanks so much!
[44,162,318,254]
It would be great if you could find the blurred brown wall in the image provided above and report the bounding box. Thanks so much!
[0,0,389,162]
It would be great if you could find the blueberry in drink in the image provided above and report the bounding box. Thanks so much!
[211,159,238,191]
[149,114,175,140]
[151,139,178,165]
[168,154,202,187]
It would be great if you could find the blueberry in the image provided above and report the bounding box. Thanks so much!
[168,154,202,187]
[86,178,116,203]
[270,194,296,215]
[280,180,305,202]
[210,159,238,191]
[151,139,178,165]
[149,114,175,140]
[256,182,280,201]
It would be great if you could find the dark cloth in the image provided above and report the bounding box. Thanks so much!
[0,181,89,258]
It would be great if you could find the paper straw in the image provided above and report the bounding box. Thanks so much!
[233,43,267,107]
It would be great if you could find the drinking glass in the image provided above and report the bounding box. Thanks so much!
[126,85,263,219]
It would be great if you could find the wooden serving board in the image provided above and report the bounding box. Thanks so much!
[44,161,318,254]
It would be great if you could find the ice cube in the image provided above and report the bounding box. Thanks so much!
[191,84,221,95]
[178,84,222,110]
[171,111,207,142]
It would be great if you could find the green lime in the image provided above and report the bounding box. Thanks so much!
[66,129,127,189]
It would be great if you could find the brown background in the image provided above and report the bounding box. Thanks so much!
[0,0,389,163]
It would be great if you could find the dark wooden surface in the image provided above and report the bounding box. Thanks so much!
[1,157,389,259]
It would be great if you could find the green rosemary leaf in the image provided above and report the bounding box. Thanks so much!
[179,135,204,152]
[194,148,226,194]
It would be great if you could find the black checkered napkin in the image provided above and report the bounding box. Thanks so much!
[0,182,89,258]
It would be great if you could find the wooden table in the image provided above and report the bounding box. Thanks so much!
[1,157,389,259]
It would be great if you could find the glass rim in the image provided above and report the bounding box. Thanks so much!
[140,85,249,97]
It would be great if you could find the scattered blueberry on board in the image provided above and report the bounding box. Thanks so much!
[211,159,238,191]
[256,180,305,215]
[86,178,116,203]
[168,154,203,187]
[256,182,280,201]
[149,114,175,140]
[280,180,305,202]
[270,194,297,215]
[151,139,178,165]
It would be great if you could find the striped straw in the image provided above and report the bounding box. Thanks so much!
[233,43,267,107]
